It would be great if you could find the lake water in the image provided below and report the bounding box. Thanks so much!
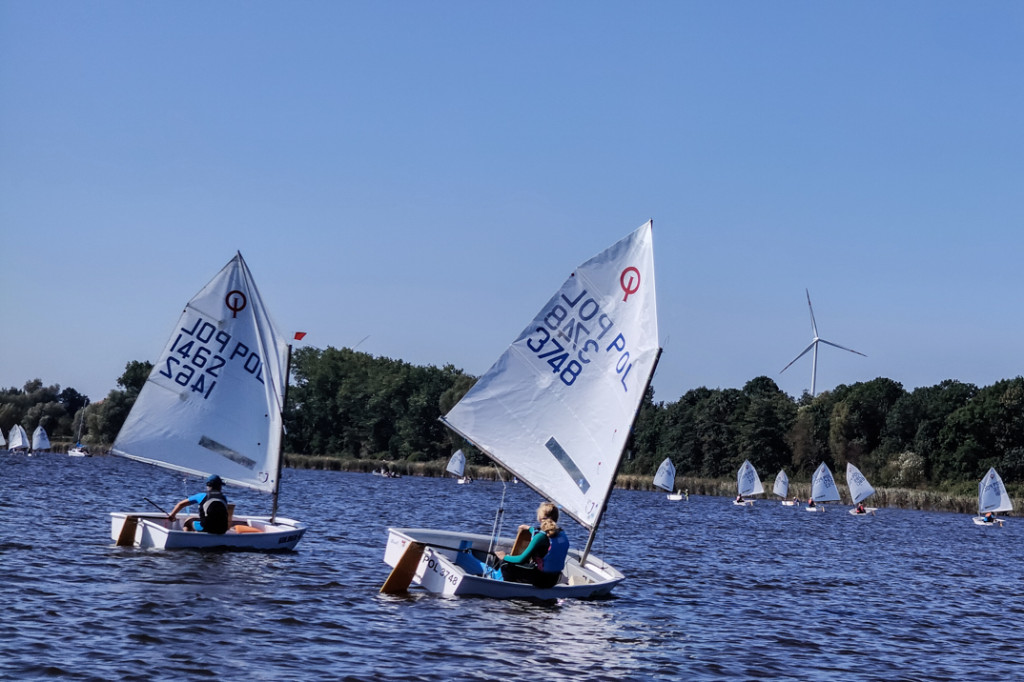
[2,454,1022,681]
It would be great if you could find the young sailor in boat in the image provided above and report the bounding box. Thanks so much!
[167,475,229,534]
[807,498,816,508]
[735,494,744,503]
[855,502,866,514]
[493,502,569,589]
[457,502,569,589]
[982,512,1002,526]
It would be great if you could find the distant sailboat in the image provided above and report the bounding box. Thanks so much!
[846,462,877,515]
[31,425,51,453]
[447,449,471,484]
[0,428,6,451]
[774,469,797,506]
[382,221,660,599]
[654,458,682,501]
[108,252,307,551]
[973,467,1012,527]
[734,460,763,505]
[8,425,29,454]
[807,462,839,512]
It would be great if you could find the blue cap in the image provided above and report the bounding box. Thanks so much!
[206,474,223,488]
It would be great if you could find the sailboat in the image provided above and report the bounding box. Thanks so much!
[447,449,471,484]
[774,469,797,506]
[68,414,90,457]
[8,425,29,454]
[654,458,682,501]
[108,252,307,551]
[382,221,660,599]
[0,428,5,451]
[846,462,877,515]
[734,460,763,505]
[973,467,1012,526]
[31,425,51,453]
[806,462,840,512]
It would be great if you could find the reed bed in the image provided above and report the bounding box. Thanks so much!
[283,455,1018,516]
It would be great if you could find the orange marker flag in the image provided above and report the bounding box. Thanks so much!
[294,332,307,341]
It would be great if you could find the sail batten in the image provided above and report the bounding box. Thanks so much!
[111,253,289,495]
[443,222,659,531]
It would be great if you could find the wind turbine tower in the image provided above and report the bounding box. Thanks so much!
[780,289,866,396]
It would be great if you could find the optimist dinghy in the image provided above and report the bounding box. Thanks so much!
[654,458,682,501]
[109,253,306,551]
[734,460,763,505]
[846,462,878,516]
[973,468,1012,527]
[806,462,839,512]
[382,221,661,599]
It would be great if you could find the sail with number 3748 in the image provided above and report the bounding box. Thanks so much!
[382,221,661,599]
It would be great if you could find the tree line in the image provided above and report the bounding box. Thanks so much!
[5,347,1023,494]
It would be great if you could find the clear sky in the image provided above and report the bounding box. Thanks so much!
[2,2,1022,404]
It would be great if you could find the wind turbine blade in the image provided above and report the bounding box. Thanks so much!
[818,339,867,357]
[780,341,817,374]
[805,289,819,337]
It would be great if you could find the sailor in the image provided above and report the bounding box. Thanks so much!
[855,503,866,514]
[493,501,570,589]
[807,498,816,508]
[168,474,230,534]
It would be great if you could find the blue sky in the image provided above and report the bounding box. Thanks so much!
[2,2,1022,404]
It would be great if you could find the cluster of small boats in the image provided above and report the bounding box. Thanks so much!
[2,424,51,455]
[656,456,1013,527]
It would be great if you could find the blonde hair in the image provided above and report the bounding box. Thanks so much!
[537,502,561,537]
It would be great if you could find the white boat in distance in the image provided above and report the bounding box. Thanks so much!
[8,425,29,453]
[973,468,1012,527]
[654,458,682,500]
[383,221,660,599]
[31,425,51,453]
[734,460,763,505]
[807,462,840,512]
[774,469,797,506]
[847,462,877,515]
[447,449,472,484]
[109,252,306,551]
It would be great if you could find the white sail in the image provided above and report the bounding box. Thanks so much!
[31,425,51,451]
[111,253,290,494]
[8,425,29,450]
[446,449,466,477]
[442,221,659,529]
[0,428,6,447]
[737,460,764,497]
[979,468,1013,514]
[773,469,789,498]
[653,458,676,492]
[810,462,841,503]
[846,462,876,504]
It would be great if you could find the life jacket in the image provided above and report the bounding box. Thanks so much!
[199,491,229,534]
[535,530,569,574]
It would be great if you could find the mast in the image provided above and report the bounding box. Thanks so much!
[580,347,663,564]
[270,344,293,522]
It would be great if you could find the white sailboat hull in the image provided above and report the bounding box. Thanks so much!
[849,507,877,516]
[805,506,826,512]
[733,500,754,506]
[384,528,624,600]
[110,512,306,550]
[973,516,1006,526]
[780,500,798,506]
[666,493,683,501]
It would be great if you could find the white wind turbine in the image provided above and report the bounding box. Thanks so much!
[780,289,866,396]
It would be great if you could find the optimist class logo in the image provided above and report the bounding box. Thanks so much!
[225,290,248,318]
[620,267,641,301]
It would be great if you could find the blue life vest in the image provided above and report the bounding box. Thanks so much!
[537,530,569,574]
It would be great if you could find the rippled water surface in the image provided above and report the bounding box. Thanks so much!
[3,454,1023,680]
